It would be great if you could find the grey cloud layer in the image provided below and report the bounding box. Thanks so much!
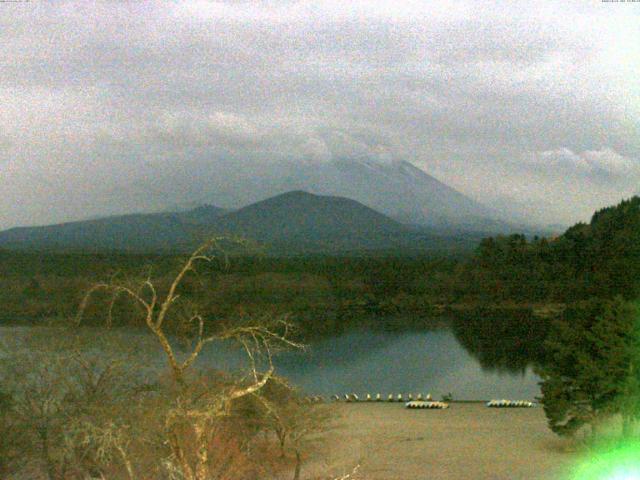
[0,0,638,228]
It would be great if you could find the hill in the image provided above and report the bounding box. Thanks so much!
[0,205,226,253]
[210,190,405,241]
[0,191,485,254]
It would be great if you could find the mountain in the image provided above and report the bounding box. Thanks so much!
[0,191,484,254]
[196,158,508,231]
[206,190,425,252]
[0,205,226,253]
[208,190,495,252]
[210,190,405,241]
[300,158,494,228]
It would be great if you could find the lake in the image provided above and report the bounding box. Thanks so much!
[3,322,543,401]
[198,328,542,401]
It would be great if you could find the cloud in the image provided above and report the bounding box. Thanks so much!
[529,147,639,178]
[582,148,639,176]
[152,110,262,147]
[0,0,638,228]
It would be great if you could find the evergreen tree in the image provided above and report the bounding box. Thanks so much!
[537,298,640,437]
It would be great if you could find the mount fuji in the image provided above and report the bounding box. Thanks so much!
[199,157,505,232]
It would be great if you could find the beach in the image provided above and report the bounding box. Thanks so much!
[306,402,577,480]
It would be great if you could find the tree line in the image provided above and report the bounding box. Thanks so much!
[461,197,640,303]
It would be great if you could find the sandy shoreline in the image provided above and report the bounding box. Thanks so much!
[305,403,577,480]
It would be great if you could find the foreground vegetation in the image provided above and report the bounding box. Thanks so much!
[0,242,333,479]
[2,196,640,477]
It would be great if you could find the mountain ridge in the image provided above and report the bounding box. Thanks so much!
[0,190,462,254]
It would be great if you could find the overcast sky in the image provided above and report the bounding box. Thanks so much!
[1,0,639,229]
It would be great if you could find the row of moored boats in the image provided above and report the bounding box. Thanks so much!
[302,394,535,409]
[329,393,435,403]
[485,399,535,408]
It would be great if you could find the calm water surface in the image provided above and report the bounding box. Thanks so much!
[5,325,541,401]
[198,329,541,401]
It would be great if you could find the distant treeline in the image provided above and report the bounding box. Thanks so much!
[461,197,640,304]
[0,250,458,335]
[2,196,639,340]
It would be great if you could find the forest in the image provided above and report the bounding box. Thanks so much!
[462,197,640,303]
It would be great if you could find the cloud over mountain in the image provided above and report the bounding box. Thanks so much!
[0,1,638,229]
[530,147,638,178]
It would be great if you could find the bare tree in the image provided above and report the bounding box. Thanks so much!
[0,326,146,480]
[250,378,332,480]
[76,238,306,480]
[0,387,18,476]
[2,239,338,480]
[64,421,135,480]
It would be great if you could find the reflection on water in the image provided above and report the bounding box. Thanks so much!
[4,312,547,401]
[450,308,550,374]
[198,328,542,401]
